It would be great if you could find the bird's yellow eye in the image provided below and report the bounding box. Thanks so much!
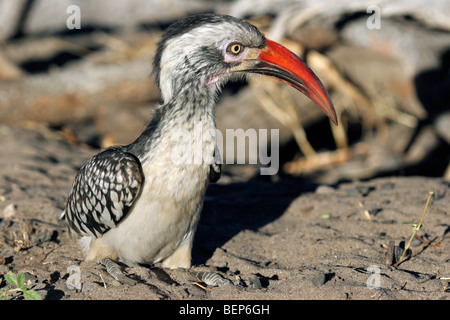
[228,43,243,55]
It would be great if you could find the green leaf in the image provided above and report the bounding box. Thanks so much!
[17,273,25,289]
[23,290,42,300]
[5,272,18,286]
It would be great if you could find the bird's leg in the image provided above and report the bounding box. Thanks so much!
[85,238,135,284]
[99,258,136,285]
[161,248,191,269]
[193,271,232,287]
[161,241,193,269]
[99,258,121,280]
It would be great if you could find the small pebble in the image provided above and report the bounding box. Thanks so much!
[248,275,263,289]
[226,270,235,277]
[432,189,446,201]
[311,273,326,287]
[356,186,375,197]
[66,264,82,291]
[33,229,52,246]
[264,260,277,267]
[81,283,93,292]
[394,245,406,262]
[2,203,16,220]
[380,220,397,224]
[368,208,383,217]
[411,236,422,247]
[233,276,245,287]
[315,185,335,194]
[66,282,79,291]
[23,272,38,283]
[380,182,395,190]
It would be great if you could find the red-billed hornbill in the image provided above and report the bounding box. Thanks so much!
[61,13,337,281]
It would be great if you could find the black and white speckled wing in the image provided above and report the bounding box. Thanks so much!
[63,147,143,237]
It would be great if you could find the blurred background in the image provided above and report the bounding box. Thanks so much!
[0,0,449,185]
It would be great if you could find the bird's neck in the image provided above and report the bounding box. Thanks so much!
[127,86,218,160]
[163,85,217,127]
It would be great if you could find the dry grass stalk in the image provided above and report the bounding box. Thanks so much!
[254,82,316,157]
[283,148,351,174]
[394,191,433,267]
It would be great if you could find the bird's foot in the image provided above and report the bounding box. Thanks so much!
[192,271,232,287]
[99,258,137,285]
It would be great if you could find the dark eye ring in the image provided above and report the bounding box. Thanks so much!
[227,43,243,55]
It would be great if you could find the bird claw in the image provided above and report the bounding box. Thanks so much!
[115,273,138,286]
[99,258,137,285]
[193,271,232,287]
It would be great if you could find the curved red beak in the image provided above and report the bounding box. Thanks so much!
[243,39,338,126]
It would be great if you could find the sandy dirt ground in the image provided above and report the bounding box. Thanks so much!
[0,125,448,300]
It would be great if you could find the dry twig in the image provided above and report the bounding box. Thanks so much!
[394,191,433,267]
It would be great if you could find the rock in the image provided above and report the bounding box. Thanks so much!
[32,229,52,246]
[311,273,326,287]
[432,189,447,201]
[66,263,82,291]
[380,182,395,191]
[368,208,383,217]
[23,272,38,283]
[2,203,16,220]
[81,282,93,292]
[356,186,375,197]
[248,275,263,290]
[315,185,335,194]
[410,236,422,247]
[394,245,407,263]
